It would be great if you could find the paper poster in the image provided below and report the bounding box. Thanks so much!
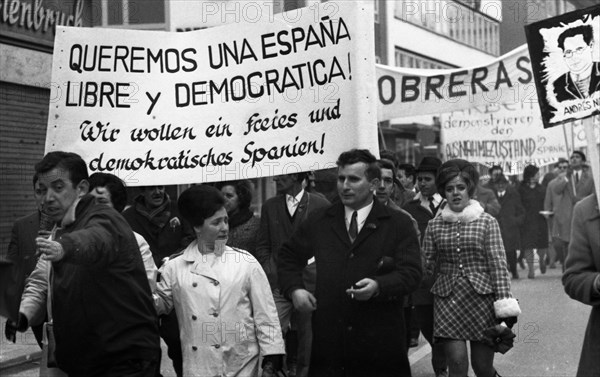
[525,4,600,128]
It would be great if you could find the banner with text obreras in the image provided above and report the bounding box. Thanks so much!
[46,2,377,186]
[376,45,536,121]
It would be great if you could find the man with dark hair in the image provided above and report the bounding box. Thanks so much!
[122,184,192,377]
[4,174,48,348]
[485,165,504,189]
[16,151,160,376]
[375,159,400,209]
[402,156,448,377]
[278,149,422,376]
[545,150,595,271]
[255,171,330,377]
[88,173,158,289]
[398,163,417,205]
[554,24,600,102]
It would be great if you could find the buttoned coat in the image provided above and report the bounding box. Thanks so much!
[403,193,445,306]
[545,171,594,242]
[423,201,513,340]
[155,243,285,377]
[495,186,525,251]
[423,201,512,301]
[278,200,422,377]
[255,191,330,288]
[518,182,549,249]
[563,194,600,377]
[1,212,39,322]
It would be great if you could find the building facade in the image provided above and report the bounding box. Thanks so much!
[0,0,93,256]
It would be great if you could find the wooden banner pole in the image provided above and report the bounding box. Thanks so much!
[582,115,600,201]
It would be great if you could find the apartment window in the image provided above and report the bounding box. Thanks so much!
[395,0,499,56]
[92,0,166,29]
[395,48,455,70]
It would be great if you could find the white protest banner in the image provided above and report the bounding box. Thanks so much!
[440,101,599,174]
[46,2,377,185]
[525,5,600,128]
[376,45,536,121]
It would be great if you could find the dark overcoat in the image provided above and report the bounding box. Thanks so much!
[518,182,549,249]
[563,194,600,377]
[495,186,525,251]
[0,212,39,322]
[278,200,422,377]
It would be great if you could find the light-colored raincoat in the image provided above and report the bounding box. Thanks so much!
[155,242,284,377]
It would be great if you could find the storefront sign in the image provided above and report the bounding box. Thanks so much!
[45,2,377,185]
[0,0,86,47]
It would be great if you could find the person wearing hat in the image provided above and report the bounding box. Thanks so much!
[494,175,526,279]
[518,165,549,279]
[423,159,519,377]
[403,156,448,377]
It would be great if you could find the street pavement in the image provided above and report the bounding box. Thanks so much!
[409,265,590,377]
[1,263,591,377]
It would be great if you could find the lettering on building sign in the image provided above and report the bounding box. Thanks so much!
[0,0,84,34]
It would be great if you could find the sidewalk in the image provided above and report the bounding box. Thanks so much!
[0,317,42,371]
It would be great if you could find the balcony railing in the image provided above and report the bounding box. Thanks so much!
[395,0,500,56]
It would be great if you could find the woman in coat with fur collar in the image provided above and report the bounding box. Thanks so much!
[423,159,521,377]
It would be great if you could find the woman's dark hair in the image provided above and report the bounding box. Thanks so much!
[214,180,254,211]
[88,173,128,212]
[436,159,479,197]
[522,165,540,183]
[178,185,225,227]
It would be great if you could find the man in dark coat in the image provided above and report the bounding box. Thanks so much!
[563,194,600,377]
[255,172,330,377]
[16,151,160,376]
[494,175,525,278]
[278,149,422,377]
[3,174,49,347]
[122,185,192,377]
[403,156,448,377]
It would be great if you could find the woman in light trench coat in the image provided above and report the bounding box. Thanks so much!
[154,185,285,377]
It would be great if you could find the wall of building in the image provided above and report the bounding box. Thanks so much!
[385,1,497,68]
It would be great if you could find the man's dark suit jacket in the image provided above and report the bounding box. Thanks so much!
[255,191,330,289]
[553,62,600,102]
[1,212,39,321]
[278,199,422,377]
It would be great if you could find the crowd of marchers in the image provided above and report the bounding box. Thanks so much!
[1,147,598,377]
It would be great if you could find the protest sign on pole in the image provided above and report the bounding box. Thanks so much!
[525,4,600,200]
[524,5,600,128]
[46,2,377,186]
[376,45,536,121]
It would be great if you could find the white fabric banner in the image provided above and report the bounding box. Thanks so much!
[376,45,536,121]
[46,2,377,185]
[440,102,599,173]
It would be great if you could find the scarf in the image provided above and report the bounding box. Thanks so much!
[228,208,254,229]
[440,199,484,223]
[134,193,172,228]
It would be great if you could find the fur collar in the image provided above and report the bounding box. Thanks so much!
[441,199,484,223]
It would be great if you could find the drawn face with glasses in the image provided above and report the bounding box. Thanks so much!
[562,34,594,75]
